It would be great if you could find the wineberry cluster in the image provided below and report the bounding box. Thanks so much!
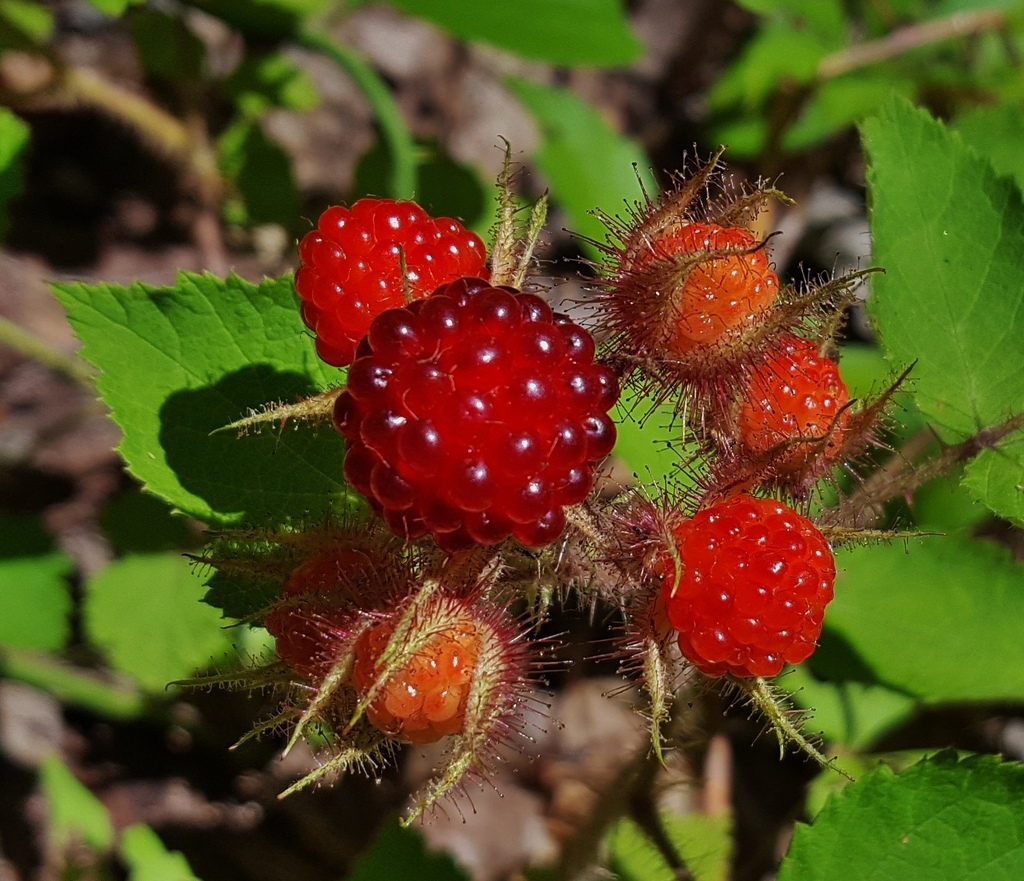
[206,160,895,818]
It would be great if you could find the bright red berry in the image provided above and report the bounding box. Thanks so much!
[352,611,481,745]
[333,277,620,550]
[736,335,850,475]
[295,199,488,367]
[627,223,779,354]
[657,494,835,678]
[265,547,378,680]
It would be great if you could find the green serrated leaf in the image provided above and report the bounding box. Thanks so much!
[219,119,301,228]
[963,433,1024,526]
[0,104,30,241]
[84,553,234,692]
[53,273,348,527]
[224,51,320,115]
[121,824,203,881]
[816,536,1024,703]
[505,78,654,257]
[41,754,115,852]
[100,490,196,555]
[0,514,72,652]
[347,819,468,881]
[203,569,280,620]
[386,0,640,66]
[778,753,1024,881]
[863,98,1024,443]
[129,8,205,82]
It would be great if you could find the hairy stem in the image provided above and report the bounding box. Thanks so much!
[828,411,1024,528]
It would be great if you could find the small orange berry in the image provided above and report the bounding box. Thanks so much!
[352,614,481,744]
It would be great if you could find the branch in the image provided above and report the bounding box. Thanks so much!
[0,314,96,389]
[818,9,1008,80]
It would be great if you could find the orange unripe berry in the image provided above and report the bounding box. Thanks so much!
[736,335,850,475]
[630,223,779,354]
[352,610,482,745]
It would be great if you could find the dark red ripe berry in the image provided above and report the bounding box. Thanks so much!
[295,199,488,367]
[736,335,851,474]
[334,277,620,550]
[657,494,835,678]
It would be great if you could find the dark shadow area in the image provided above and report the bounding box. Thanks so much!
[158,365,346,527]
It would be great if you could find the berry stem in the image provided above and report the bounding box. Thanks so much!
[730,676,838,773]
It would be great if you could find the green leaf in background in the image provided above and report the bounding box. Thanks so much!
[224,51,320,116]
[186,0,329,38]
[953,104,1024,194]
[129,8,205,83]
[84,0,143,16]
[41,754,115,852]
[777,753,1024,881]
[53,273,348,527]
[0,105,29,240]
[910,465,990,531]
[607,813,732,881]
[0,0,53,49]
[734,0,848,45]
[347,819,469,881]
[505,78,654,256]
[0,514,72,652]
[782,73,915,153]
[386,0,641,67]
[612,391,700,488]
[84,553,233,692]
[783,666,917,750]
[706,22,828,113]
[817,536,1024,704]
[219,119,301,228]
[121,824,203,881]
[863,98,1024,443]
[352,140,491,237]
